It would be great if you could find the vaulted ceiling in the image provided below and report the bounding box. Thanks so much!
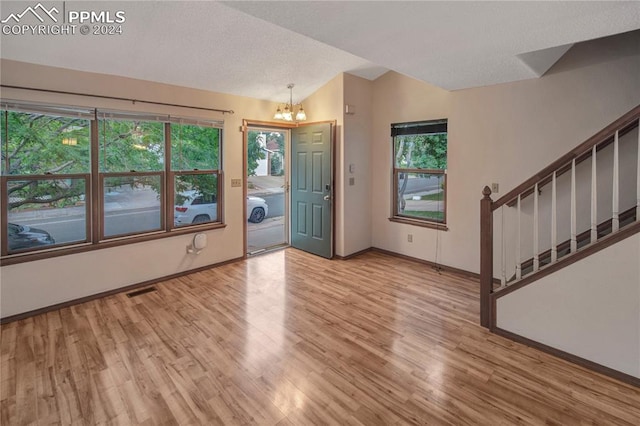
[1,1,638,103]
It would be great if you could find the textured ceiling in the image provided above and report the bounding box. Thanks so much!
[1,1,639,102]
[226,1,640,90]
[0,1,382,102]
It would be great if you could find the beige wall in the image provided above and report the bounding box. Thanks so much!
[342,74,373,255]
[371,31,640,273]
[497,232,640,378]
[0,59,278,317]
[2,30,639,318]
[371,71,452,262]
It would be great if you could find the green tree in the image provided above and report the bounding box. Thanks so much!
[1,112,221,210]
[266,132,285,175]
[394,133,447,169]
[171,124,219,171]
[247,131,266,176]
[246,130,285,176]
[2,112,91,209]
[98,119,165,173]
[395,133,447,212]
[174,174,218,206]
[171,123,220,205]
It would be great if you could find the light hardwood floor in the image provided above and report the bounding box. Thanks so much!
[1,249,639,425]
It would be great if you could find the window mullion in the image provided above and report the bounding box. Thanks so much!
[91,117,100,244]
[165,122,172,232]
[217,170,223,224]
[1,176,8,256]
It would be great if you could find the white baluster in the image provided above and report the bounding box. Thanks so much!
[551,172,557,262]
[501,205,506,287]
[516,195,522,280]
[591,145,598,243]
[571,159,577,252]
[613,130,620,232]
[533,183,539,272]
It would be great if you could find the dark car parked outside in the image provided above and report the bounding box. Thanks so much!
[7,223,56,251]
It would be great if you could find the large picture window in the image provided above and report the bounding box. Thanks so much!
[1,100,224,261]
[391,119,448,227]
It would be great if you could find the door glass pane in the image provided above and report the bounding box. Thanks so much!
[247,130,286,253]
[103,175,162,237]
[7,178,87,252]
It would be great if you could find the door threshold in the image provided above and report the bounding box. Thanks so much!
[247,243,289,257]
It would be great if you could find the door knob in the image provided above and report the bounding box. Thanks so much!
[323,195,331,201]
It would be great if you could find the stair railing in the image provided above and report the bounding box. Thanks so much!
[480,105,640,328]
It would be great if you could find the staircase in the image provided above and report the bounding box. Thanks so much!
[517,205,636,280]
[479,105,640,384]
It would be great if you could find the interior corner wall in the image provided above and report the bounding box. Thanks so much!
[371,32,640,274]
[0,59,278,318]
[342,74,373,255]
[301,74,346,256]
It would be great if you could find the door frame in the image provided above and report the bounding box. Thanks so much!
[241,119,336,259]
[242,120,295,258]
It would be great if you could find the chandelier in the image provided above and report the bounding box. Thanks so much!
[273,83,306,122]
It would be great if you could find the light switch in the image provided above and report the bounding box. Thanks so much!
[349,164,355,173]
[349,177,355,186]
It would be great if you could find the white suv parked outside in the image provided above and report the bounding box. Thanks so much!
[174,191,268,226]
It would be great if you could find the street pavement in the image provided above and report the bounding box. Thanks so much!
[247,217,285,253]
[248,175,284,196]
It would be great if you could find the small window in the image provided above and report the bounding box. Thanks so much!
[391,119,447,226]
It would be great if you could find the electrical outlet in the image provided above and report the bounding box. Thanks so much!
[231,178,242,187]
[491,182,499,193]
[407,234,413,243]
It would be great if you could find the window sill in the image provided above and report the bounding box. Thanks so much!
[0,222,227,266]
[388,216,449,231]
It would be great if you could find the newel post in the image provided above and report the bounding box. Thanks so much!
[480,186,493,328]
